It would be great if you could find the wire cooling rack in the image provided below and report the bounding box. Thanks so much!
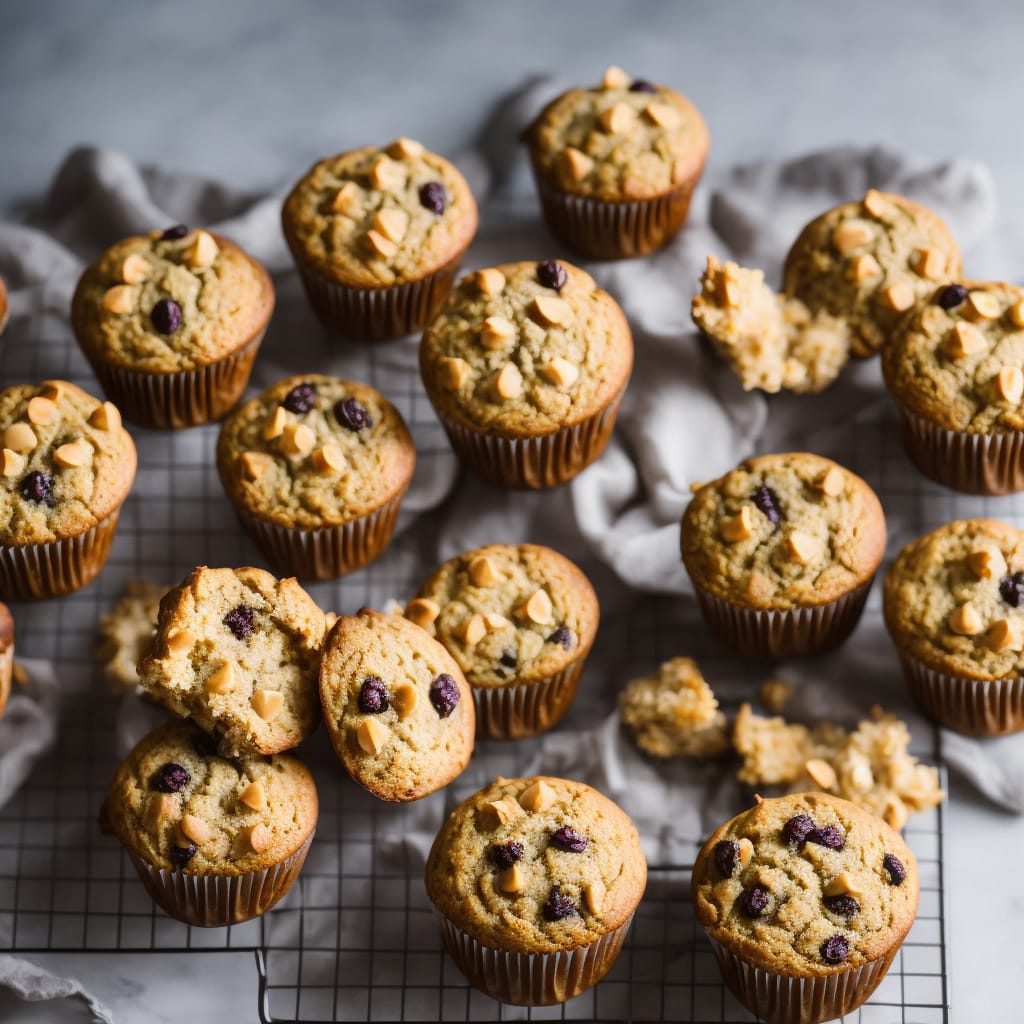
[0,274,951,1022]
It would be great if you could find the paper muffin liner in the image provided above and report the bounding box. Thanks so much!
[704,933,899,1024]
[127,831,314,928]
[234,488,407,581]
[898,651,1024,736]
[435,390,624,490]
[437,911,634,1006]
[896,405,1024,495]
[530,168,698,260]
[86,330,265,430]
[693,578,873,659]
[473,658,586,741]
[292,255,463,342]
[0,509,121,601]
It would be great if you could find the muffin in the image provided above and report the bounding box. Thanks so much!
[405,543,599,739]
[137,566,326,756]
[680,453,886,658]
[70,226,274,429]
[524,65,709,259]
[691,792,918,1024]
[216,374,415,580]
[420,259,632,488]
[0,380,137,600]
[884,517,1024,735]
[319,609,475,801]
[882,281,1024,494]
[0,602,12,718]
[100,720,318,927]
[425,775,647,1006]
[282,138,477,341]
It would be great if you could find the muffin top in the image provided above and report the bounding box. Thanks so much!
[680,453,886,609]
[525,66,709,201]
[137,566,326,756]
[881,281,1024,433]
[783,190,960,358]
[425,775,647,954]
[0,380,137,545]
[70,227,274,373]
[281,138,477,288]
[406,543,598,689]
[691,793,918,976]
[217,374,415,530]
[883,517,1024,679]
[420,260,632,435]
[319,610,475,802]
[101,720,318,875]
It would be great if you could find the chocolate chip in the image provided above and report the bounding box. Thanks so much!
[937,283,969,310]
[629,79,657,93]
[547,626,575,651]
[542,885,577,921]
[429,673,459,718]
[751,484,782,529]
[160,225,189,241]
[807,825,846,851]
[150,298,183,335]
[883,853,906,886]
[782,814,815,848]
[536,260,568,291]
[821,933,850,964]
[714,839,740,878]
[499,650,518,669]
[223,604,255,641]
[334,397,372,431]
[282,382,316,414]
[359,676,390,714]
[153,763,190,793]
[490,841,524,870]
[170,843,197,868]
[18,471,54,506]
[418,182,447,215]
[823,894,860,921]
[999,572,1024,608]
[550,826,589,852]
[739,884,769,917]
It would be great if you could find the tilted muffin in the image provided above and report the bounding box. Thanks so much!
[420,259,632,488]
[217,374,415,579]
[0,380,136,600]
[884,518,1024,735]
[405,543,599,739]
[71,226,274,428]
[282,137,477,340]
[692,793,918,1024]
[680,453,886,658]
[425,775,647,1006]
[524,65,709,258]
[882,281,1024,494]
[100,720,318,927]
[138,566,326,756]
[0,602,12,718]
[319,609,475,801]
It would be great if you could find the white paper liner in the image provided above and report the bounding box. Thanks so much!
[472,659,585,740]
[127,831,314,928]
[437,912,634,1006]
[693,577,873,659]
[705,933,898,1024]
[898,651,1024,736]
[0,510,121,601]
[897,405,1024,495]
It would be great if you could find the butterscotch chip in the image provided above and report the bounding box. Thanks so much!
[785,530,817,564]
[481,315,517,350]
[846,253,882,283]
[405,597,441,628]
[27,396,58,426]
[102,285,135,314]
[515,589,553,625]
[643,101,679,128]
[519,779,555,812]
[482,796,523,827]
[204,661,237,695]
[540,356,579,389]
[948,603,983,635]
[356,717,391,755]
[601,65,630,89]
[312,444,346,474]
[584,879,606,915]
[483,612,510,630]
[240,778,267,812]
[996,366,1024,404]
[459,613,487,645]
[3,423,36,452]
[368,156,406,191]
[1,449,25,476]
[882,281,915,312]
[235,822,272,856]
[819,466,845,496]
[967,546,1007,580]
[178,813,213,846]
[121,253,151,284]
[166,629,194,654]
[144,794,179,831]
[186,230,219,269]
[367,229,398,259]
[912,247,945,279]
[472,268,506,296]
[388,137,424,160]
[805,758,837,790]
[987,617,1024,652]
[252,688,285,721]
[530,295,573,327]
[332,181,361,215]
[54,438,93,469]
[262,406,288,440]
[279,422,315,457]
[374,207,410,244]
[495,362,524,400]
[831,221,874,255]
[824,871,864,898]
[441,357,471,390]
[862,189,890,217]
[967,290,1001,320]
[89,401,122,432]
[945,321,986,358]
[392,683,418,719]
[241,451,270,481]
[600,101,636,134]
[720,504,754,542]
[468,555,499,587]
[1011,299,1024,329]
[559,146,594,182]
[497,862,526,894]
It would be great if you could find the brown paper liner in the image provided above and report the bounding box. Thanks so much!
[436,390,624,490]
[897,405,1024,495]
[473,658,585,740]
[292,255,463,342]
[87,330,265,430]
[693,578,873,659]
[705,934,899,1024]
[127,832,314,928]
[234,488,407,581]
[437,912,634,1006]
[0,510,122,601]
[898,651,1024,736]
[530,169,698,260]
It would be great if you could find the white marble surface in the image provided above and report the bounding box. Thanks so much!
[4,1,1024,1021]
